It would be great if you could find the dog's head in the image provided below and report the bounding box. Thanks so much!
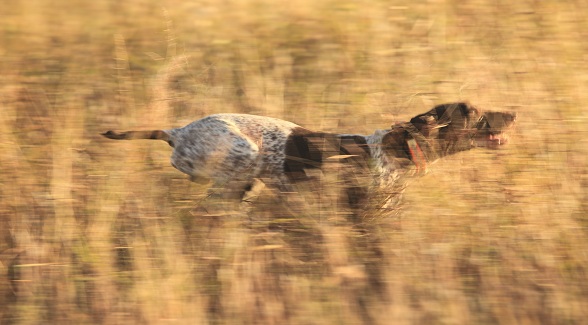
[471,110,517,149]
[381,102,516,170]
[409,102,516,152]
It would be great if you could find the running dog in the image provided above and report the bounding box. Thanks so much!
[102,102,516,198]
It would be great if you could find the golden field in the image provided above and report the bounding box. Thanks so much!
[1,0,587,324]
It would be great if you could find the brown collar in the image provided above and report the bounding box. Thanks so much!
[399,123,438,173]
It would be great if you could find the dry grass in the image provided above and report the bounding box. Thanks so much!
[1,0,588,324]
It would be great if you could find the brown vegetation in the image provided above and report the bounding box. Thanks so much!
[1,0,587,324]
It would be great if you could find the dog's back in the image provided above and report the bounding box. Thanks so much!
[167,114,301,184]
[102,114,303,186]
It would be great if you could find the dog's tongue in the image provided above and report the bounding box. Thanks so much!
[488,134,501,145]
[487,134,510,148]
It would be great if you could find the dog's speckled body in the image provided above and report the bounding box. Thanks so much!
[102,103,516,198]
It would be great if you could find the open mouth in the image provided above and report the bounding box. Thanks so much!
[489,133,507,144]
[472,111,516,149]
[477,133,509,149]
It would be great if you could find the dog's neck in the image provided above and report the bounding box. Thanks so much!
[363,125,471,183]
[364,130,404,187]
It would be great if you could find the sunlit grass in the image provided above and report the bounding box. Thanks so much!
[1,0,587,323]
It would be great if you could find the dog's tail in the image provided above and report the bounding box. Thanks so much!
[101,130,173,146]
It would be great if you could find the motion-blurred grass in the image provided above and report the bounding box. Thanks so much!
[1,0,587,324]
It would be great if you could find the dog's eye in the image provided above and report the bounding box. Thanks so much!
[168,141,175,148]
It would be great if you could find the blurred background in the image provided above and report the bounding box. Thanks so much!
[1,0,587,324]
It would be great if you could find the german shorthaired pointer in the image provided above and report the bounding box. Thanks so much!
[102,102,516,199]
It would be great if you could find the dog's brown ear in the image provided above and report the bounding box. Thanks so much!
[461,104,481,129]
[382,128,410,160]
[434,102,477,128]
[409,114,437,137]
[410,102,480,134]
[382,127,431,171]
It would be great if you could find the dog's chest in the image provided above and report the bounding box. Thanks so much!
[366,130,401,187]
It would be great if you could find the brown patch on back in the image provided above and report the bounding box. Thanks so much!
[284,128,371,181]
[283,127,327,180]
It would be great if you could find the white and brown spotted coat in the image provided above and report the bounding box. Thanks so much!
[166,114,300,185]
[102,103,516,197]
